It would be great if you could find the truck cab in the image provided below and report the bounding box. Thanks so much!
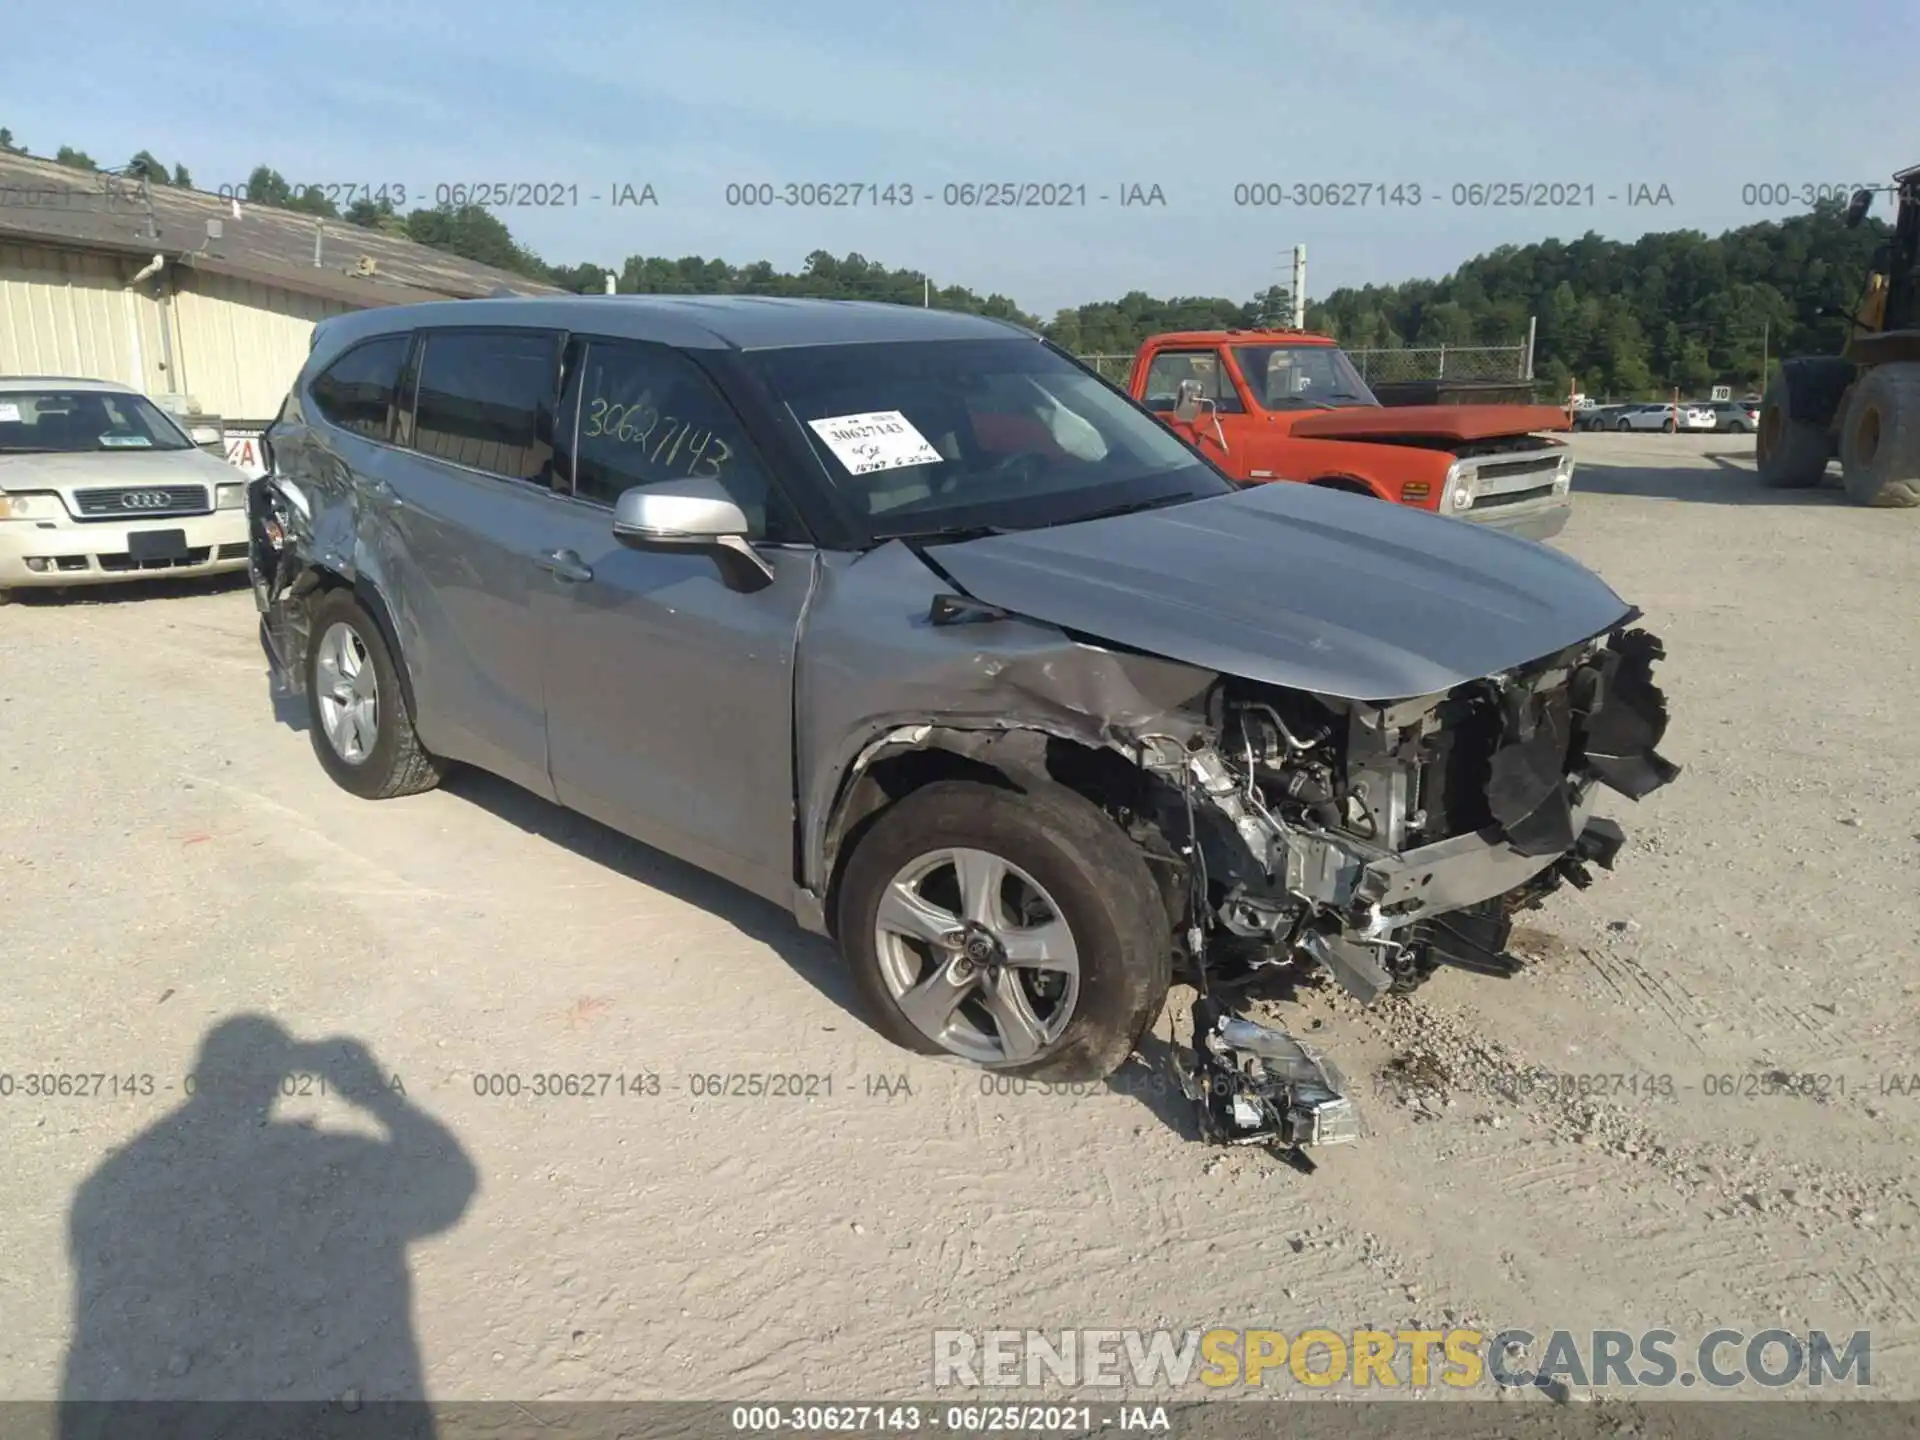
[1127,330,1576,540]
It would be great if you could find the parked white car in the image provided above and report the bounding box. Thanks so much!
[0,377,251,598]
[1609,403,1715,433]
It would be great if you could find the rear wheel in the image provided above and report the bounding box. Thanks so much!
[1838,362,1920,508]
[1614,417,1633,432]
[304,589,446,800]
[836,779,1171,1082]
[1756,373,1833,488]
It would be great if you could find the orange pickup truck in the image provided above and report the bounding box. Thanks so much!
[1125,329,1576,540]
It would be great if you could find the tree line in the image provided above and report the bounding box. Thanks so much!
[2,130,1893,399]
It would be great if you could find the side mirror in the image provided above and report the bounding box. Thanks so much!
[610,478,774,592]
[1171,379,1204,424]
[1845,188,1875,229]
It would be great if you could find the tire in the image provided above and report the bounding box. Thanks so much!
[1756,373,1832,488]
[1662,417,1676,433]
[1838,362,1920,508]
[304,588,445,800]
[1614,418,1633,432]
[836,779,1172,1083]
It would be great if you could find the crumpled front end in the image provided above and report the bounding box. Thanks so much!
[1123,623,1678,1164]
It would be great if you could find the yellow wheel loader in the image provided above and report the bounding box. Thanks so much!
[1757,165,1920,507]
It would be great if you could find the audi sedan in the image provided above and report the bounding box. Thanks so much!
[0,377,251,598]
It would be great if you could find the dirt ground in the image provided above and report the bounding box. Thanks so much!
[2,432,1917,1410]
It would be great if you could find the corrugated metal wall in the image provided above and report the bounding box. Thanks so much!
[171,272,350,422]
[0,245,354,423]
[0,244,151,391]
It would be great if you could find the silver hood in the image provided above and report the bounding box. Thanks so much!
[927,480,1632,702]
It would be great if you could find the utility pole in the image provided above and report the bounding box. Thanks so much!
[923,274,930,308]
[1291,245,1307,329]
[1760,319,1769,392]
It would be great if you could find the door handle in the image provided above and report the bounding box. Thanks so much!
[534,548,594,583]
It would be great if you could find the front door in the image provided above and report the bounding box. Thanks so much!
[1137,346,1244,469]
[532,336,814,904]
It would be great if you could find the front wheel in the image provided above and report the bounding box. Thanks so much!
[1838,362,1920,508]
[1614,418,1633,432]
[836,779,1172,1082]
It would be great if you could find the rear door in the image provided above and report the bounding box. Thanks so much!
[369,326,564,797]
[530,335,815,903]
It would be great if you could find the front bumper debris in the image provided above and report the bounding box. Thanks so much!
[1176,997,1361,1171]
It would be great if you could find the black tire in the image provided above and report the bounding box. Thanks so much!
[1838,362,1920,508]
[1726,421,1748,434]
[1756,374,1832,488]
[836,779,1172,1083]
[304,588,445,800]
[1662,417,1676,433]
[1614,417,1633,432]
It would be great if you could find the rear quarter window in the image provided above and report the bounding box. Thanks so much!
[308,335,410,440]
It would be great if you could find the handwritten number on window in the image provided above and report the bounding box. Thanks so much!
[582,395,731,479]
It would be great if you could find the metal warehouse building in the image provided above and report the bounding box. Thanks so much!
[0,151,560,433]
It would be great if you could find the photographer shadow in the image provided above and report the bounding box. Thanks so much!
[58,1015,476,1440]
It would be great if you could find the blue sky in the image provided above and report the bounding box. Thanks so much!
[3,0,1912,318]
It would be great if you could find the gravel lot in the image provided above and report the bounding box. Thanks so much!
[2,432,1916,1410]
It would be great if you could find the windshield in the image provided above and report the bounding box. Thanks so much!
[746,338,1232,541]
[1231,344,1379,410]
[0,389,194,453]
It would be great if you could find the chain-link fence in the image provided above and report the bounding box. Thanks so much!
[1076,343,1532,387]
[1076,355,1136,384]
[1346,344,1530,383]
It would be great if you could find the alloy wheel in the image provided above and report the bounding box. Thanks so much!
[873,847,1082,1065]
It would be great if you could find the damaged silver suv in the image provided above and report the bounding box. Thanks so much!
[251,297,1677,1160]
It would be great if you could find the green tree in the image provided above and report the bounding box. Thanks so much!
[172,163,191,189]
[127,150,170,184]
[0,127,24,154]
[54,146,97,171]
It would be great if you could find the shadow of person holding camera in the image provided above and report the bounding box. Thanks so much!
[59,1015,477,1440]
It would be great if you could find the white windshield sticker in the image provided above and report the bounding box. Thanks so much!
[807,410,942,475]
[0,402,20,423]
[99,434,152,448]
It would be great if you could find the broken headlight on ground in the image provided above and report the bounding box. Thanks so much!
[1135,624,1678,1165]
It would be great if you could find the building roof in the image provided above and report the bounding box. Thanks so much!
[314,293,1036,357]
[0,150,564,307]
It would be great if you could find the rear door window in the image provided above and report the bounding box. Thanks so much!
[409,329,561,483]
[308,335,409,440]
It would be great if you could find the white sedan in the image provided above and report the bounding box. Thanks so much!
[1608,403,1716,433]
[0,377,251,598]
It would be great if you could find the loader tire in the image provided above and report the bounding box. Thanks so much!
[1756,374,1832,488]
[1838,362,1920,508]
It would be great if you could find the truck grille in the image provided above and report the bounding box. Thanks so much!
[71,484,211,520]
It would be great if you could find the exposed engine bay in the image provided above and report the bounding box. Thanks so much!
[1116,625,1678,1168]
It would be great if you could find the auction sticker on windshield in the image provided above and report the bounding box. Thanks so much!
[808,410,943,475]
[0,402,20,423]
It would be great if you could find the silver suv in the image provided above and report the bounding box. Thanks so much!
[251,297,1678,1157]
